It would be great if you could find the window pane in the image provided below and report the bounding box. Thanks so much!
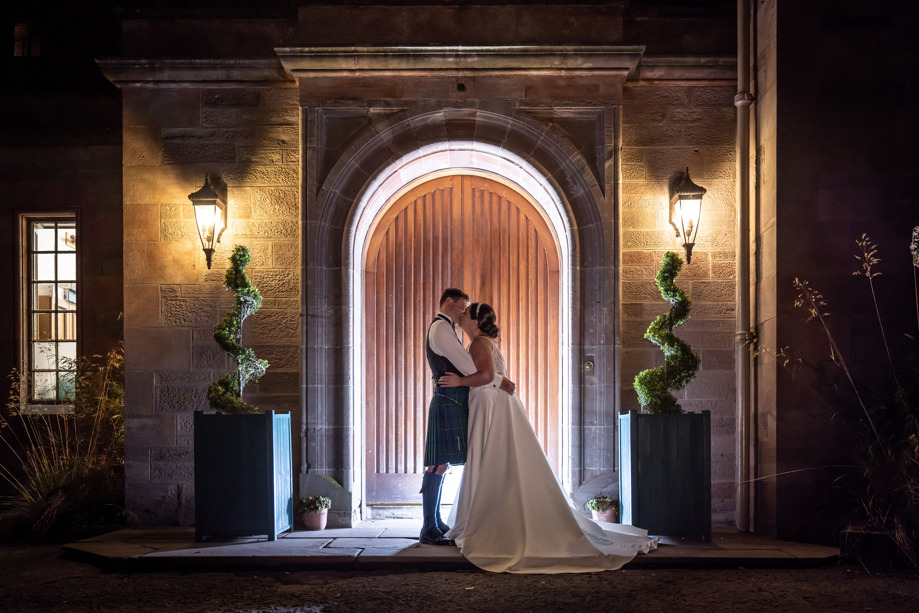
[32,372,57,401]
[32,342,56,370]
[59,282,77,307]
[32,283,55,310]
[57,312,77,340]
[58,373,75,402]
[32,224,56,251]
[58,253,76,281]
[58,226,76,252]
[59,342,77,368]
[32,312,53,340]
[32,253,56,281]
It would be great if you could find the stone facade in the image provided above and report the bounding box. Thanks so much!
[106,67,302,524]
[620,78,738,523]
[752,1,918,539]
[5,0,918,544]
[0,41,124,417]
[97,3,740,528]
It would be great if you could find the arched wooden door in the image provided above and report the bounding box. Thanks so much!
[364,175,560,505]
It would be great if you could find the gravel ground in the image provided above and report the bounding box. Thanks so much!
[1,544,917,613]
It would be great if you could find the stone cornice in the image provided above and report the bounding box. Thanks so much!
[95,51,736,89]
[633,56,737,82]
[275,46,646,77]
[96,58,292,85]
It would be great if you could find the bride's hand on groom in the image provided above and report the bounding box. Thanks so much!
[439,372,462,387]
[500,377,516,395]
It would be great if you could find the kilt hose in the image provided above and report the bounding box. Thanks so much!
[423,386,470,466]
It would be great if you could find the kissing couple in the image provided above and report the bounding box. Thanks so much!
[420,288,658,573]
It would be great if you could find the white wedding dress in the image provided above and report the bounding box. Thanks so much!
[446,337,658,573]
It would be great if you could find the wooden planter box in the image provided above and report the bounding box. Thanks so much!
[194,411,293,541]
[619,410,711,541]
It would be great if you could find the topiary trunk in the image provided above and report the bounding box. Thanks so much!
[633,251,701,414]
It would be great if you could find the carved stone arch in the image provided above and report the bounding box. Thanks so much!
[303,106,620,523]
[316,107,608,236]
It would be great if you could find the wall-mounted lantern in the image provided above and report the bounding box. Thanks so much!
[187,174,227,269]
[669,167,706,264]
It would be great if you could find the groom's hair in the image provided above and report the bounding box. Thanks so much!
[439,288,468,306]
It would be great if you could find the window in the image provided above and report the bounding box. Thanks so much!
[13,23,41,58]
[22,217,77,409]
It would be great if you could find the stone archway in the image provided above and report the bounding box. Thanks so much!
[348,142,573,516]
[302,105,619,527]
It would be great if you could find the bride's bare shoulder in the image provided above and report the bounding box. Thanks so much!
[468,336,497,355]
[470,335,496,347]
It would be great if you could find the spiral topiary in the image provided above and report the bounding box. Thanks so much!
[207,245,269,414]
[633,251,701,414]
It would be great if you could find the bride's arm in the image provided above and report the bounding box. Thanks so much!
[438,338,495,388]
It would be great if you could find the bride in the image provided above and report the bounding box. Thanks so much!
[438,302,658,573]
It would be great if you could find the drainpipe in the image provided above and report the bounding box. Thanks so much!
[735,0,755,532]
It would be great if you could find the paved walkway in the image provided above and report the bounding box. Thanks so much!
[62,520,839,572]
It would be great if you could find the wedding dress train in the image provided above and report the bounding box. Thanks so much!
[446,338,658,573]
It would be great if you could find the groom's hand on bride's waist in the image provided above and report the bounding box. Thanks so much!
[438,372,462,387]
[500,377,516,395]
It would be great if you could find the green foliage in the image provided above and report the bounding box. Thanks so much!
[207,245,269,414]
[633,252,701,414]
[297,495,331,513]
[586,495,618,513]
[1,344,125,541]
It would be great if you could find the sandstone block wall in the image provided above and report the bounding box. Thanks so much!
[120,78,300,525]
[620,81,737,525]
[108,3,741,528]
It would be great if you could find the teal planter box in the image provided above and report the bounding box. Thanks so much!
[194,411,293,541]
[619,410,711,541]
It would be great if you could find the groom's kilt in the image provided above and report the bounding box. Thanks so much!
[424,386,470,466]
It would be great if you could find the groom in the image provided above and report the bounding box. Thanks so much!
[419,288,515,545]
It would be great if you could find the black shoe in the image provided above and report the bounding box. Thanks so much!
[437,521,451,534]
[419,526,455,546]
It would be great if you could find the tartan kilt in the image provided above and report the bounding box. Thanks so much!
[423,386,470,466]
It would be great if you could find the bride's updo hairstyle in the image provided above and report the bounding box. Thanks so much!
[470,302,500,339]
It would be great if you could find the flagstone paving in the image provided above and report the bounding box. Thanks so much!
[62,519,839,572]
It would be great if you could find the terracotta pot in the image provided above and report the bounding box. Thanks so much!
[301,509,328,530]
[591,509,618,523]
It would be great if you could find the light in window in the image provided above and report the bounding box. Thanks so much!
[26,218,77,405]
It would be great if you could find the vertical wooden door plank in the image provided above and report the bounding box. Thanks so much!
[364,175,562,503]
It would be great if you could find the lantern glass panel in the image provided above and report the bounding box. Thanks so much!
[674,196,702,244]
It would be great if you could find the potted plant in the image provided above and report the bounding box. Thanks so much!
[619,251,711,540]
[586,495,619,523]
[298,495,332,530]
[194,245,293,542]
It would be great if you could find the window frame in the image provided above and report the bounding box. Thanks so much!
[13,22,42,58]
[19,213,80,414]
